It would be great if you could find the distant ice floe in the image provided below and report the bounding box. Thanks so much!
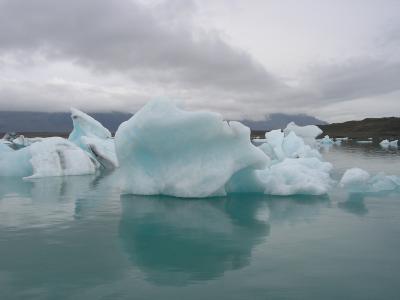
[1,100,399,198]
[356,140,373,144]
[380,139,398,148]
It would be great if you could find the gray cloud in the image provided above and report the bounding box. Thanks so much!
[0,0,399,122]
[0,0,284,94]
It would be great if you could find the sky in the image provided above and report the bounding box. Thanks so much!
[0,0,399,122]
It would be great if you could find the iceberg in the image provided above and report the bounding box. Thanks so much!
[228,129,332,195]
[261,157,333,196]
[259,129,320,163]
[318,135,334,145]
[380,139,398,148]
[68,108,118,169]
[0,137,96,178]
[340,168,400,193]
[283,122,322,146]
[114,100,268,198]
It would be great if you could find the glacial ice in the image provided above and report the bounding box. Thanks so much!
[261,157,333,195]
[227,127,332,196]
[318,135,334,145]
[1,100,398,198]
[380,139,398,148]
[340,168,400,193]
[0,141,13,153]
[0,137,96,178]
[114,100,268,197]
[26,137,96,179]
[283,122,322,145]
[68,108,118,169]
[259,129,321,163]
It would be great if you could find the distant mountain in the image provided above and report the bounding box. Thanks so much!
[318,117,400,139]
[241,113,327,131]
[0,111,326,135]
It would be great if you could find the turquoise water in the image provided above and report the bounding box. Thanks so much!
[0,143,399,300]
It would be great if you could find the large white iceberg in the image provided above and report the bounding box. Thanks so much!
[115,100,268,198]
[340,168,400,193]
[68,108,118,169]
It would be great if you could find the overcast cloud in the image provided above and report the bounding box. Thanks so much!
[0,0,399,122]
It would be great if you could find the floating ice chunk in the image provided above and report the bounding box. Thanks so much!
[0,137,96,178]
[68,108,117,169]
[389,140,398,147]
[260,158,333,196]
[340,167,399,193]
[319,135,334,144]
[115,100,268,198]
[356,140,373,144]
[252,138,267,143]
[380,139,390,147]
[340,168,370,191]
[259,130,320,163]
[336,137,349,141]
[26,137,96,179]
[283,122,322,145]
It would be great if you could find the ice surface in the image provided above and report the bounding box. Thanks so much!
[115,100,268,198]
[356,140,373,144]
[283,122,322,145]
[68,108,118,169]
[340,168,400,193]
[0,141,13,153]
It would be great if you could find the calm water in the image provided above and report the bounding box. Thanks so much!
[0,143,399,300]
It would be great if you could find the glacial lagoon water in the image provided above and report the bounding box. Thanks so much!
[0,143,399,300]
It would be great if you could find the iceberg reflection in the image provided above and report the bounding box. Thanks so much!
[119,194,270,286]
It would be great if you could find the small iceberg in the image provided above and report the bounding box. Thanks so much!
[340,168,400,193]
[380,139,398,148]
